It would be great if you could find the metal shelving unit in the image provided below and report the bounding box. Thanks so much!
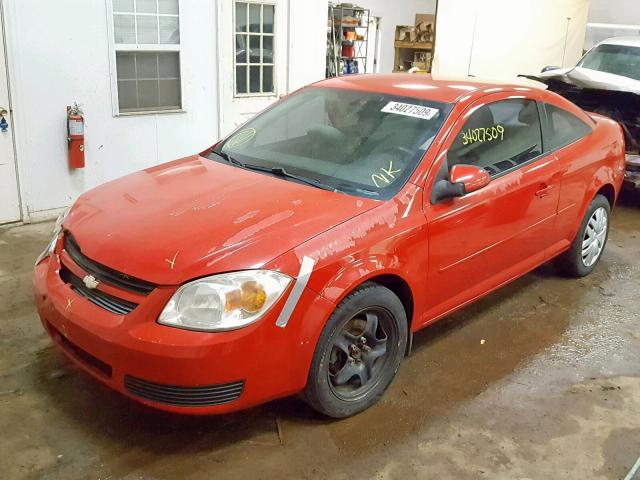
[326,4,371,77]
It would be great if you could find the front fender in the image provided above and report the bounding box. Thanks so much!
[266,183,429,335]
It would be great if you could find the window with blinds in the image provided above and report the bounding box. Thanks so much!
[111,0,182,113]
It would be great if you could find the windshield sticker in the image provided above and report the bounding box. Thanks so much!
[381,101,439,120]
[461,125,505,145]
[227,128,256,149]
[371,160,402,188]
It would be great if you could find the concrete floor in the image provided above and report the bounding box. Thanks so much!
[1,193,639,480]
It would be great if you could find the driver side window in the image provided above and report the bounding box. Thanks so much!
[448,99,543,176]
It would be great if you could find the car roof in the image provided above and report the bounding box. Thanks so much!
[313,74,540,104]
[598,36,640,48]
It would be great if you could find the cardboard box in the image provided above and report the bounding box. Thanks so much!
[395,25,417,43]
[411,51,432,70]
[414,51,429,63]
[415,13,435,27]
[415,13,434,42]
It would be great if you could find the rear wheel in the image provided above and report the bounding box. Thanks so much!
[304,284,407,418]
[555,194,610,277]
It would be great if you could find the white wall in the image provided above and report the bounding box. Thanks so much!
[4,0,219,217]
[433,0,590,81]
[289,0,329,90]
[589,0,640,25]
[356,0,437,73]
[4,0,328,219]
[585,0,640,49]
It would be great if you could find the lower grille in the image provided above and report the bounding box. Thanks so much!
[48,322,112,378]
[60,266,138,315]
[124,375,245,407]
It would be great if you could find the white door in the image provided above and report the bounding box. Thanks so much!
[0,3,20,224]
[218,0,289,137]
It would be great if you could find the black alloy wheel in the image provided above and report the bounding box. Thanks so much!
[304,283,407,418]
[327,306,397,401]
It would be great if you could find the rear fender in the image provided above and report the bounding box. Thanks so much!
[572,116,625,230]
[574,166,619,241]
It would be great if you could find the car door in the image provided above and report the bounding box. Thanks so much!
[421,94,562,325]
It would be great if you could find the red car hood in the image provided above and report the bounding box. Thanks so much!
[64,155,378,285]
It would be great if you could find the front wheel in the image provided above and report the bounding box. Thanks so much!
[555,194,611,277]
[303,283,407,418]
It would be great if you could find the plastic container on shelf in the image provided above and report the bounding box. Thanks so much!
[341,44,355,58]
[343,59,359,74]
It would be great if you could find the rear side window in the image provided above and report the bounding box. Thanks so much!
[448,99,543,176]
[544,104,592,151]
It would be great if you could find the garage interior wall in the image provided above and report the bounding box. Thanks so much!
[433,0,590,81]
[4,0,219,219]
[585,0,640,50]
[355,0,437,73]
[288,0,328,91]
[588,0,640,24]
[3,0,327,220]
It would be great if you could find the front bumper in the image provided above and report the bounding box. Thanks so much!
[624,154,640,190]
[33,252,332,415]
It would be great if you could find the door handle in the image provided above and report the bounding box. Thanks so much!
[535,185,553,198]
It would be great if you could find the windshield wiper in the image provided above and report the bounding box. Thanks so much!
[211,150,245,168]
[254,165,338,192]
[210,151,337,192]
[335,183,380,197]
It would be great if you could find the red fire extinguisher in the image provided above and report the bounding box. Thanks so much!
[67,103,85,169]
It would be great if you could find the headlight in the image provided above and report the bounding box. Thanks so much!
[158,270,292,332]
[35,207,70,266]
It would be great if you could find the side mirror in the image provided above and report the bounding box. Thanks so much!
[431,164,490,203]
[449,164,491,194]
[541,65,561,73]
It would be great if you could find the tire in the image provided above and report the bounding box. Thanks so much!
[303,283,408,418]
[554,194,611,277]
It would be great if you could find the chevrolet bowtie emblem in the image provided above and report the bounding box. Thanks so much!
[82,275,100,290]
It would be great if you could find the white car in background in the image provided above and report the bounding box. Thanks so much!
[525,36,640,190]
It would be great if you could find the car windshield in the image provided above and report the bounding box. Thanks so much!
[211,87,452,199]
[578,43,640,81]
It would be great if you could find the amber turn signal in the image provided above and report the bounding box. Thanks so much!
[225,281,267,313]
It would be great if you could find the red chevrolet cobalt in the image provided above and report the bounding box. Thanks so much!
[34,75,625,418]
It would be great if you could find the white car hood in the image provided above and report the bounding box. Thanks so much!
[538,67,640,95]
